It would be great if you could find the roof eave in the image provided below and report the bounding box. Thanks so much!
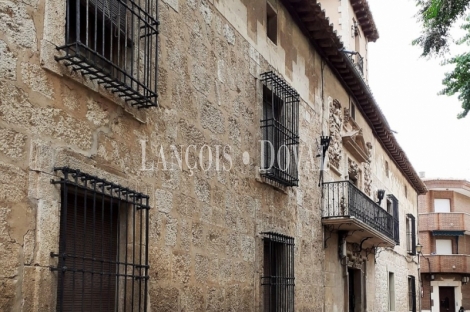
[280,0,427,195]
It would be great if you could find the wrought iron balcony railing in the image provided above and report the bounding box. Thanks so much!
[343,51,364,76]
[322,181,396,242]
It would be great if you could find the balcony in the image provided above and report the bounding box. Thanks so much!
[343,51,364,76]
[322,181,397,247]
[421,254,470,274]
[419,212,470,233]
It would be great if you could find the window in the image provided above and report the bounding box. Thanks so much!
[388,195,400,245]
[261,232,295,312]
[56,0,159,108]
[385,160,389,177]
[266,3,277,44]
[51,167,150,311]
[436,239,453,254]
[406,214,416,255]
[404,185,408,198]
[386,197,392,214]
[389,272,395,311]
[260,71,300,187]
[350,100,356,120]
[408,276,416,312]
[434,199,451,212]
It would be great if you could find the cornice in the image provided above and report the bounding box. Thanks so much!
[281,0,427,194]
[350,0,379,42]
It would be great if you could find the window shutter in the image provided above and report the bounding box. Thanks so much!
[88,0,127,30]
[58,195,118,311]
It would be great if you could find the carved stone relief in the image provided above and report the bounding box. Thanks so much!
[348,158,359,180]
[363,142,373,196]
[328,99,343,170]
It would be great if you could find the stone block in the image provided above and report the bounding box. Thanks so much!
[0,1,37,49]
[0,162,27,203]
[0,40,16,80]
[35,199,60,266]
[162,0,178,12]
[155,188,173,213]
[22,266,56,312]
[21,63,54,99]
[149,283,179,312]
[172,251,191,284]
[0,127,27,160]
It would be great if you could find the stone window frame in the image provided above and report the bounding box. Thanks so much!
[39,0,152,121]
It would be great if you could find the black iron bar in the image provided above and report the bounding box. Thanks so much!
[56,0,158,108]
[322,181,396,240]
[51,167,149,312]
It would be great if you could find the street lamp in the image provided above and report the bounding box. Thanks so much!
[416,243,423,254]
[376,189,385,205]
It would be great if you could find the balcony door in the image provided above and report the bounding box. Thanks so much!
[348,268,363,312]
[439,286,455,312]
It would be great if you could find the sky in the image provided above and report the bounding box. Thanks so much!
[367,0,470,180]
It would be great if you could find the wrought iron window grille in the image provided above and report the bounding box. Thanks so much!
[261,232,295,312]
[322,181,398,242]
[50,167,150,312]
[260,71,300,187]
[55,0,159,108]
[406,214,416,255]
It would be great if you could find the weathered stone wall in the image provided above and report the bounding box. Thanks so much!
[0,0,329,310]
[0,0,421,311]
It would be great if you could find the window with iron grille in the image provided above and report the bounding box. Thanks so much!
[406,214,416,255]
[51,167,150,311]
[260,71,299,187]
[261,232,295,312]
[388,194,400,245]
[408,275,417,312]
[55,0,159,108]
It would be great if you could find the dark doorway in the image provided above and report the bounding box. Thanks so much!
[348,269,355,312]
[348,268,362,312]
[439,287,455,312]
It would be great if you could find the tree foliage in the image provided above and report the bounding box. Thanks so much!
[414,0,470,118]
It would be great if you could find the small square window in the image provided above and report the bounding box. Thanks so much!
[266,3,277,44]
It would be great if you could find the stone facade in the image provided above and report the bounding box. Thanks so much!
[419,179,470,312]
[0,0,424,311]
